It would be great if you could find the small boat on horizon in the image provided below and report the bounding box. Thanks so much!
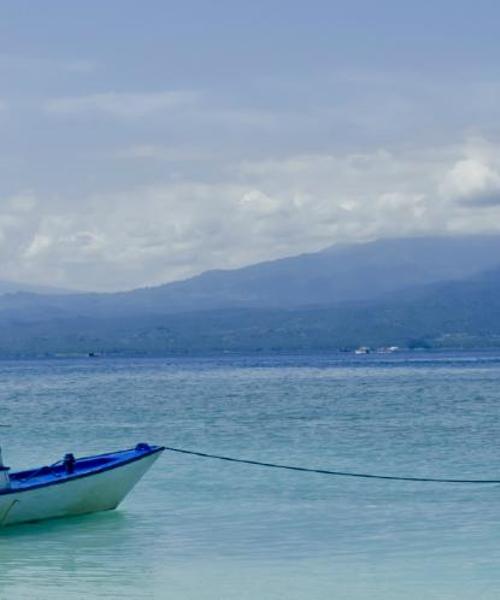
[354,346,371,354]
[0,443,164,527]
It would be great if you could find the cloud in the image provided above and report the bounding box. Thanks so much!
[440,155,500,207]
[3,139,500,292]
[0,192,40,268]
[0,148,454,290]
[45,90,199,117]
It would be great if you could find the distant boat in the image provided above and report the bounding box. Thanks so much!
[376,346,400,354]
[0,443,164,527]
[354,346,371,354]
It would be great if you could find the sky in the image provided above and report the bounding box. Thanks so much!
[2,1,500,291]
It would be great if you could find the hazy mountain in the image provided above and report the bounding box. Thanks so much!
[1,253,500,356]
[2,234,500,321]
[120,234,500,312]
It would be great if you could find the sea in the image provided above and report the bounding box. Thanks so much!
[1,352,500,599]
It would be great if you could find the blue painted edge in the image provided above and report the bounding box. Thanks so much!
[0,445,165,497]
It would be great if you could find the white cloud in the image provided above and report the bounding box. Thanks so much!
[0,192,39,267]
[2,139,500,291]
[440,157,500,206]
[24,233,52,258]
[45,90,199,117]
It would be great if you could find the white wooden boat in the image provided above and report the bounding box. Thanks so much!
[0,443,164,527]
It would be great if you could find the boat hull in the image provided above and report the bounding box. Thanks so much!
[0,450,162,527]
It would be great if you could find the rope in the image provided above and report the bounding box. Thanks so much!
[163,446,500,484]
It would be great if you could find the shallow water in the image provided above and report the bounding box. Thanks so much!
[1,353,500,599]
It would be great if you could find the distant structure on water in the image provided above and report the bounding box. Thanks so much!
[376,346,399,354]
[354,346,399,355]
[354,346,371,354]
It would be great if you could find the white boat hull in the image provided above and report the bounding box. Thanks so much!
[0,450,161,527]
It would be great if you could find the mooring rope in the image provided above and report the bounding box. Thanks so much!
[163,446,500,484]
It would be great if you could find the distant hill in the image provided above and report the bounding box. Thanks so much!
[2,234,500,322]
[116,234,500,312]
[1,257,500,356]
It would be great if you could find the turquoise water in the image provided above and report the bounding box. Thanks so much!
[1,353,500,599]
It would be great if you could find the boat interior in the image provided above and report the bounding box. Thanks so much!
[3,444,160,492]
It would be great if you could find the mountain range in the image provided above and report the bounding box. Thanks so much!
[2,234,500,355]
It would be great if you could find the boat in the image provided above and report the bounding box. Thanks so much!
[0,443,164,527]
[376,345,400,354]
[354,346,371,354]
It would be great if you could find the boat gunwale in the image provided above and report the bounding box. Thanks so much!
[0,445,165,497]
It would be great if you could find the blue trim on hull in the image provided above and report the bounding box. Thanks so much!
[0,444,165,497]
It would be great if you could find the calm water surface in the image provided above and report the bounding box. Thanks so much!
[1,353,500,599]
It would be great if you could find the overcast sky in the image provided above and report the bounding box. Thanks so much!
[2,1,500,291]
